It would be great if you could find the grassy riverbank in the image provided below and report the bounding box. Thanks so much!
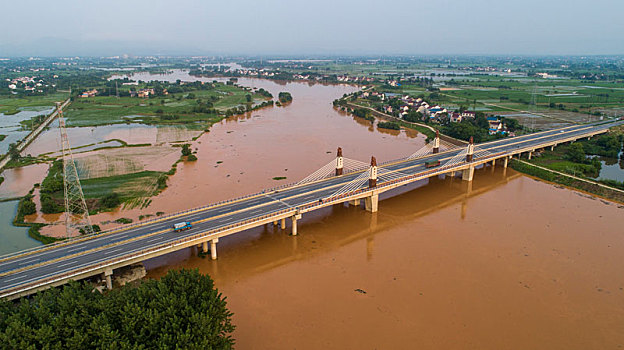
[509,130,624,203]
[509,159,624,203]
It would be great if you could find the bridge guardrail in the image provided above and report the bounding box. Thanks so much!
[3,120,620,262]
[0,140,604,297]
[0,206,298,298]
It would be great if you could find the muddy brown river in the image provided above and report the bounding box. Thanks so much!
[5,73,624,348]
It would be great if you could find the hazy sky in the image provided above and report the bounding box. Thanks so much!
[1,0,623,56]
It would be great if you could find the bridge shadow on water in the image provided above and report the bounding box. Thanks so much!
[144,165,522,282]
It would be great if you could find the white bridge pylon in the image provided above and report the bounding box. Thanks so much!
[441,137,494,168]
[407,136,459,160]
[328,160,409,199]
[298,135,495,201]
[297,148,369,185]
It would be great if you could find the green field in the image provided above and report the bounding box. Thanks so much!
[40,160,166,212]
[64,84,268,127]
[0,92,68,114]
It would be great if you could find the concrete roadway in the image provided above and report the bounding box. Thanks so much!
[0,120,621,294]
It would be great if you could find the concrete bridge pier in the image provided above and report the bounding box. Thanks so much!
[365,194,379,212]
[462,166,475,182]
[280,218,286,229]
[291,213,302,236]
[202,241,209,253]
[551,145,555,151]
[528,151,533,160]
[273,220,278,226]
[365,156,379,212]
[462,137,475,182]
[349,199,360,206]
[210,238,219,260]
[503,157,509,169]
[103,268,113,290]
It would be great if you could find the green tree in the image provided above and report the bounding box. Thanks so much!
[181,144,192,157]
[278,92,292,103]
[566,143,586,163]
[17,195,36,219]
[0,269,235,349]
[404,110,423,123]
[7,143,20,160]
[157,174,168,189]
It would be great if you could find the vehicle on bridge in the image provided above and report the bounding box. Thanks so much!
[425,160,441,168]
[173,222,192,232]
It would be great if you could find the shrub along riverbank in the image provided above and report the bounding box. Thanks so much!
[509,159,624,203]
[13,188,60,245]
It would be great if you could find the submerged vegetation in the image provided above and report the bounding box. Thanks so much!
[278,91,292,103]
[377,121,401,130]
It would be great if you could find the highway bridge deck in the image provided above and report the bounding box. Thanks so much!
[0,119,621,299]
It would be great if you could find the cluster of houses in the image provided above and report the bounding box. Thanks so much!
[79,89,98,98]
[381,95,452,120]
[130,88,156,98]
[364,93,511,135]
[79,87,168,98]
[216,67,277,78]
[6,76,51,93]
[336,75,374,83]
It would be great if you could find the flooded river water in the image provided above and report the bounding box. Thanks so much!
[2,71,624,348]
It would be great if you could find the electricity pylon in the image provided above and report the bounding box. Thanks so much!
[57,102,94,237]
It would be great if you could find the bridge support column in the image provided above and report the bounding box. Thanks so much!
[365,193,379,213]
[432,130,440,154]
[104,268,113,290]
[335,147,344,176]
[273,220,277,226]
[291,214,302,236]
[349,199,360,206]
[492,159,496,168]
[551,145,555,151]
[368,156,377,188]
[503,157,508,169]
[462,166,475,182]
[211,238,219,260]
[280,218,286,230]
[466,137,474,162]
[528,151,532,160]
[202,241,209,253]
